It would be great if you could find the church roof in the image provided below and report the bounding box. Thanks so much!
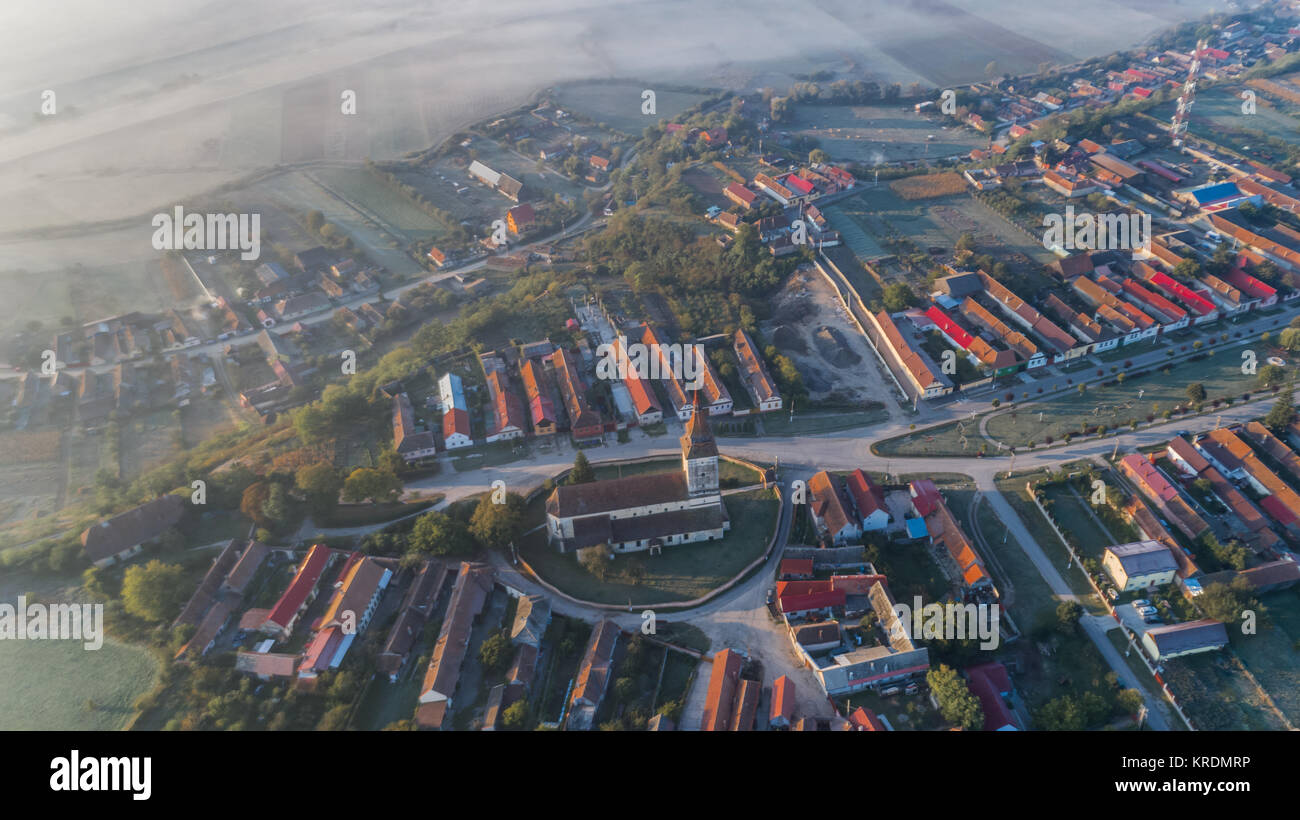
[680,390,717,459]
[547,472,689,519]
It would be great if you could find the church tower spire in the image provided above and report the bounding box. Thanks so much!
[680,390,719,496]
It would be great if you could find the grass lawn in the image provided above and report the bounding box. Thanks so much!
[1161,650,1288,731]
[1230,588,1300,726]
[1104,627,1169,716]
[534,616,593,723]
[520,489,779,606]
[0,638,159,731]
[1039,482,1118,561]
[761,407,889,437]
[873,419,990,458]
[654,621,711,654]
[993,472,1106,616]
[983,345,1266,448]
[320,499,437,528]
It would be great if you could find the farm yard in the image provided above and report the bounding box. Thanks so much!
[783,103,986,164]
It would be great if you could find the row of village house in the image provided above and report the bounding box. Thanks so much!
[390,325,784,459]
[863,237,1290,403]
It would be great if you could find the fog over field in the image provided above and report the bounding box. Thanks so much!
[0,0,1232,329]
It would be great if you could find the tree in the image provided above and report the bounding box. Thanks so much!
[1280,327,1300,352]
[240,481,273,528]
[578,544,611,579]
[479,632,512,674]
[568,451,595,485]
[1199,577,1258,626]
[502,700,529,730]
[1265,389,1296,432]
[316,704,351,731]
[469,492,525,551]
[809,148,830,165]
[1173,258,1201,280]
[882,282,916,313]
[926,664,983,730]
[1055,600,1083,634]
[1259,364,1286,387]
[408,511,475,557]
[1185,382,1206,403]
[121,560,187,622]
[296,461,343,512]
[341,467,403,502]
[261,483,291,530]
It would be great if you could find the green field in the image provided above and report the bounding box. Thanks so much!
[1154,84,1300,163]
[984,346,1264,448]
[831,186,1055,270]
[519,488,778,605]
[551,82,711,136]
[312,166,448,243]
[0,638,159,730]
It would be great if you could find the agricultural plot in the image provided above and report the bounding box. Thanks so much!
[120,409,182,485]
[832,185,1054,272]
[784,104,985,164]
[1162,650,1288,731]
[311,166,447,244]
[0,636,159,731]
[249,172,424,278]
[1154,85,1300,164]
[679,165,731,211]
[550,82,710,136]
[0,461,62,526]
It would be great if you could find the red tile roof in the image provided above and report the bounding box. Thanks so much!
[701,649,743,731]
[771,675,795,724]
[846,469,887,518]
[1146,271,1216,316]
[443,406,470,440]
[925,306,974,348]
[779,558,814,577]
[848,706,886,731]
[265,544,332,631]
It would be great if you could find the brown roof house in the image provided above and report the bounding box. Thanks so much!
[81,494,186,568]
[416,562,494,730]
[567,619,620,731]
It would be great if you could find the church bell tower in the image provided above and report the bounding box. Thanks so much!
[680,390,719,497]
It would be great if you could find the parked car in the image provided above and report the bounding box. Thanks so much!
[1132,599,1151,608]
[1106,588,1119,600]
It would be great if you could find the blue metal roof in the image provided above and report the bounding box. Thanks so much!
[905,518,929,539]
[1191,181,1242,205]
